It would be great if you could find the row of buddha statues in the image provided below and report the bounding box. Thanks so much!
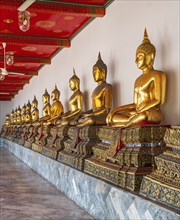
[3,29,166,129]
[1,29,179,211]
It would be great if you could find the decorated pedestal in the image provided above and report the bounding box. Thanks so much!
[18,124,31,146]
[57,126,79,167]
[42,125,70,159]
[24,125,40,149]
[84,125,166,191]
[14,125,23,143]
[140,126,180,210]
[0,126,6,138]
[58,126,100,171]
[6,126,15,141]
[0,126,9,138]
[11,126,20,142]
[32,126,50,153]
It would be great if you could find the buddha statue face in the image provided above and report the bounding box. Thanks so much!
[93,66,106,82]
[69,79,76,91]
[69,70,80,91]
[26,102,31,112]
[136,50,154,71]
[42,95,49,104]
[51,86,60,101]
[32,96,38,109]
[51,92,56,101]
[42,89,50,104]
[17,108,21,116]
[93,53,107,83]
[21,105,26,114]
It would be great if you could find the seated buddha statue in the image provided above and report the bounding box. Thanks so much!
[10,109,14,125]
[55,69,83,126]
[5,114,10,127]
[21,104,26,125]
[25,100,32,124]
[13,108,17,125]
[106,29,166,127]
[76,52,112,127]
[31,95,39,124]
[46,85,64,125]
[39,89,51,124]
[16,106,22,125]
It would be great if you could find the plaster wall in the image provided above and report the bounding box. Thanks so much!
[0,0,179,129]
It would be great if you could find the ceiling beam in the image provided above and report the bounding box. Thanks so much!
[3,70,38,76]
[0,85,23,90]
[0,56,51,65]
[0,94,14,99]
[0,78,29,84]
[0,98,12,101]
[1,0,105,17]
[0,91,18,95]
[0,35,71,47]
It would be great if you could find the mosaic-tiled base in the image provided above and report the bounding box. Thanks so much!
[42,146,62,160]
[32,143,43,153]
[24,140,32,149]
[84,158,153,191]
[1,138,180,220]
[140,176,180,210]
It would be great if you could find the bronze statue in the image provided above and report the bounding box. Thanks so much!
[106,29,166,127]
[31,95,39,123]
[76,52,112,127]
[56,69,83,125]
[47,85,64,125]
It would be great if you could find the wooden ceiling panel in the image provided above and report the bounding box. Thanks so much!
[0,0,114,100]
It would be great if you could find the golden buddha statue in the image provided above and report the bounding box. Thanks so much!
[76,52,112,127]
[56,69,83,125]
[10,109,14,125]
[13,108,17,125]
[16,105,22,125]
[25,100,32,124]
[31,95,39,123]
[106,29,166,127]
[5,114,10,126]
[39,89,51,123]
[47,85,64,125]
[21,104,26,124]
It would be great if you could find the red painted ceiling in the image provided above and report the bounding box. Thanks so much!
[0,0,113,101]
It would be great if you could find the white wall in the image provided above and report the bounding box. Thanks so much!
[0,0,179,129]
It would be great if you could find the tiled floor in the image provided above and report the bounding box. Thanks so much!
[0,148,94,220]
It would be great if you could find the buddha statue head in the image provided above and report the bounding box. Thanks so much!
[26,100,31,112]
[32,95,38,108]
[51,85,60,101]
[42,89,50,104]
[69,69,80,91]
[136,28,156,70]
[17,105,21,115]
[93,52,107,83]
[21,104,26,114]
